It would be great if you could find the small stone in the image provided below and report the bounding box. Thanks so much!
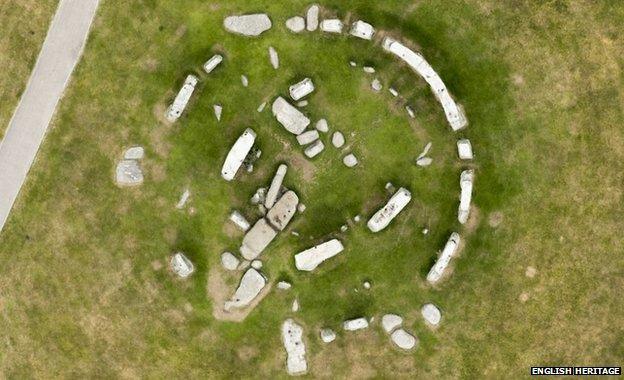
[457,139,474,160]
[418,142,432,159]
[363,281,371,289]
[221,252,240,271]
[246,164,254,173]
[354,215,361,222]
[296,130,319,145]
[241,75,249,87]
[331,131,345,148]
[340,225,348,232]
[320,328,336,343]
[213,104,222,121]
[175,188,191,209]
[268,46,279,69]
[421,303,442,326]
[291,231,300,237]
[416,157,433,167]
[389,87,399,97]
[304,140,325,158]
[297,100,308,107]
[391,329,417,350]
[405,105,415,118]
[306,5,319,31]
[297,203,306,213]
[251,260,263,269]
[371,78,382,92]
[363,66,375,73]
[285,16,305,33]
[385,182,395,193]
[124,146,144,160]
[257,102,267,112]
[343,317,369,331]
[277,281,292,290]
[315,119,329,133]
[224,14,272,36]
[292,299,299,312]
[381,314,403,333]
[349,61,357,67]
[422,227,429,235]
[343,154,358,167]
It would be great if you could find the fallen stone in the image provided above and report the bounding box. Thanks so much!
[170,252,194,278]
[224,14,272,36]
[224,268,267,310]
[292,299,299,312]
[391,329,417,350]
[306,5,319,31]
[267,191,299,231]
[165,74,198,122]
[457,139,474,160]
[350,20,375,40]
[289,78,315,101]
[389,87,399,97]
[285,16,305,33]
[421,303,441,326]
[367,187,412,232]
[331,131,345,148]
[417,142,432,159]
[320,328,336,343]
[230,210,251,231]
[315,119,329,132]
[304,140,324,158]
[277,281,292,290]
[381,314,403,333]
[320,19,343,33]
[257,102,267,112]
[221,128,257,181]
[268,46,279,69]
[272,97,310,135]
[258,204,267,215]
[124,146,144,160]
[343,317,369,331]
[343,153,358,167]
[426,232,460,284]
[294,239,344,271]
[251,260,263,270]
[371,78,382,92]
[458,169,474,224]
[265,164,288,209]
[116,160,144,186]
[221,252,240,271]
[176,188,191,209]
[416,157,432,167]
[240,219,279,260]
[363,66,375,73]
[405,105,416,119]
[251,187,267,205]
[203,54,223,73]
[241,75,249,87]
[214,104,222,121]
[282,319,307,376]
[296,130,319,145]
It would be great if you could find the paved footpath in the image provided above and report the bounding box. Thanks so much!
[0,0,100,234]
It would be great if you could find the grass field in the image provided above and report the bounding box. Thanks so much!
[0,0,622,378]
[0,0,58,139]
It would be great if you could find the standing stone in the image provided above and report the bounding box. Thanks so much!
[268,46,279,69]
[320,328,336,343]
[331,131,345,148]
[251,260,263,270]
[390,329,417,350]
[266,191,299,231]
[224,268,267,310]
[170,252,194,278]
[315,119,329,132]
[229,210,251,231]
[224,14,272,36]
[296,130,319,146]
[320,19,343,33]
[405,105,416,118]
[349,20,375,40]
[289,78,315,101]
[457,139,474,160]
[304,140,325,158]
[343,154,358,167]
[306,5,320,31]
[285,16,305,33]
[421,303,442,326]
[381,314,403,333]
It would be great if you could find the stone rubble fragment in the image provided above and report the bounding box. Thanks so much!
[272,97,310,135]
[296,130,319,146]
[391,329,417,350]
[426,232,461,284]
[331,131,345,148]
[240,218,279,260]
[221,128,256,181]
[297,203,306,213]
[320,19,343,33]
[363,66,375,74]
[268,46,279,69]
[213,104,222,121]
[340,225,348,232]
[230,210,251,231]
[349,61,357,67]
[457,139,474,160]
[350,20,375,40]
[294,239,345,271]
[265,164,288,209]
[297,100,308,107]
[175,188,191,209]
[306,5,319,31]
[267,191,299,231]
[282,319,308,376]
[405,105,416,119]
[286,16,306,33]
[304,140,325,158]
[289,78,315,101]
[224,268,267,310]
[224,14,272,36]
[277,281,292,290]
[165,74,198,122]
[343,317,369,331]
[367,187,412,232]
[203,54,223,74]
[315,119,329,132]
[124,146,144,160]
[251,187,267,205]
[257,101,267,112]
[389,87,399,97]
[371,78,383,92]
[320,328,336,343]
[343,153,358,167]
[458,169,474,224]
[170,252,194,278]
[221,252,240,271]
[241,75,249,87]
[292,299,300,312]
[421,303,442,326]
[381,314,403,333]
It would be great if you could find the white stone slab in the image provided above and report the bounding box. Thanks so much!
[343,317,369,331]
[221,251,240,271]
[457,139,473,160]
[229,210,250,231]
[391,329,417,350]
[421,303,441,326]
[320,19,343,33]
[268,46,279,69]
[367,187,412,232]
[175,188,190,209]
[382,314,403,333]
[458,169,474,224]
[170,252,194,278]
[282,319,307,376]
[315,118,329,132]
[294,239,344,271]
[320,328,336,343]
[224,268,266,310]
[124,146,144,160]
[267,190,299,231]
[240,218,278,260]
[286,16,305,33]
[116,160,143,186]
[213,104,222,121]
[224,14,272,36]
[289,78,315,101]
[221,128,256,181]
[272,96,310,135]
[265,164,288,209]
[296,130,319,145]
[165,74,198,122]
[306,5,319,31]
[304,140,324,158]
[343,153,358,167]
[349,20,375,40]
[203,54,223,73]
[331,131,345,148]
[426,232,461,284]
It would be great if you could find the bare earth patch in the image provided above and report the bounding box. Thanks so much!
[488,211,504,228]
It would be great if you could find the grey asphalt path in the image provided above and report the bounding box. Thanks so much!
[0,0,100,234]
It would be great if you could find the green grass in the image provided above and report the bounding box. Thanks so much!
[0,0,623,378]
